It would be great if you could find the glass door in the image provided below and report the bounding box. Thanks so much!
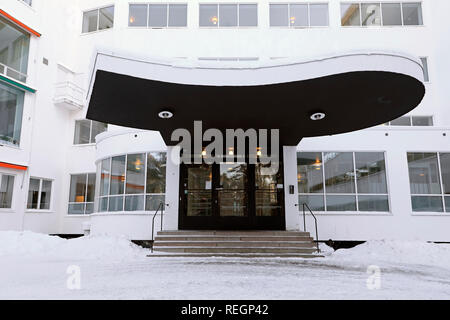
[218,162,248,217]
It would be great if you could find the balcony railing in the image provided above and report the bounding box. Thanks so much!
[53,81,85,111]
[0,62,28,83]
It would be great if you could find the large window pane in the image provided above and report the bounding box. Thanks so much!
[0,175,14,208]
[149,4,167,27]
[299,195,324,211]
[87,173,96,202]
[39,180,52,210]
[361,3,381,26]
[110,155,125,195]
[412,116,433,126]
[125,195,144,211]
[82,10,98,33]
[411,196,443,212]
[200,4,218,27]
[0,82,24,146]
[108,196,123,212]
[440,153,450,195]
[270,4,288,26]
[324,152,355,194]
[309,4,329,27]
[355,152,387,194]
[69,174,87,203]
[390,116,411,126]
[73,120,91,144]
[341,3,360,26]
[0,16,30,76]
[27,178,40,209]
[219,4,237,27]
[90,121,107,142]
[402,3,423,26]
[100,158,111,196]
[381,3,402,26]
[358,195,389,212]
[290,4,308,27]
[445,197,450,212]
[297,152,324,193]
[146,194,165,211]
[126,153,145,194]
[407,153,441,194]
[169,4,187,27]
[146,153,166,193]
[99,6,114,30]
[68,203,85,215]
[239,4,257,27]
[326,195,357,211]
[129,4,148,27]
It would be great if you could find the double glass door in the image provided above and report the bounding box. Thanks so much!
[179,162,285,230]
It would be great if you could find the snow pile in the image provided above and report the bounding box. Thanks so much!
[326,240,450,269]
[0,231,148,261]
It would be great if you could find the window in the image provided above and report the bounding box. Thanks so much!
[420,57,429,82]
[96,152,166,212]
[68,174,96,215]
[297,152,389,212]
[270,3,329,27]
[0,82,25,147]
[199,3,257,27]
[0,174,14,209]
[385,115,433,126]
[19,0,32,6]
[408,153,450,213]
[82,6,114,33]
[27,178,52,210]
[0,16,30,82]
[74,120,107,145]
[129,3,187,27]
[341,2,423,26]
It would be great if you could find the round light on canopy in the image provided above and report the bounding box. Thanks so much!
[158,111,173,119]
[310,112,326,121]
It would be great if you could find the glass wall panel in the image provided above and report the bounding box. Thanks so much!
[87,173,96,202]
[324,152,355,193]
[125,195,145,211]
[73,120,91,144]
[358,195,389,212]
[361,3,381,26]
[290,4,308,27]
[90,121,107,142]
[407,153,441,194]
[108,196,123,212]
[239,4,257,26]
[402,3,423,25]
[0,82,24,146]
[309,4,328,26]
[412,116,433,126]
[0,16,30,76]
[110,156,125,195]
[82,10,98,33]
[445,197,450,212]
[390,116,411,126]
[126,154,145,194]
[411,196,443,212]
[68,203,84,215]
[27,178,40,209]
[129,4,148,27]
[299,194,324,211]
[169,4,187,27]
[341,3,360,26]
[146,194,165,211]
[326,195,357,211]
[146,153,166,193]
[381,3,402,26]
[69,174,86,203]
[149,4,167,27]
[99,6,115,30]
[220,4,238,27]
[270,4,288,26]
[440,153,450,195]
[39,180,52,210]
[0,175,14,208]
[200,4,218,27]
[297,152,324,193]
[100,158,111,196]
[355,152,387,194]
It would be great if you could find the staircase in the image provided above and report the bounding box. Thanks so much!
[150,230,323,258]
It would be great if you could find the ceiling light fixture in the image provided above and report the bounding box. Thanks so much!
[310,112,326,121]
[158,111,173,119]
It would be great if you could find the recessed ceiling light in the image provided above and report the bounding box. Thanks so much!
[158,111,173,119]
[310,112,326,121]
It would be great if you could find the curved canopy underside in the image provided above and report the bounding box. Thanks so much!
[86,51,425,146]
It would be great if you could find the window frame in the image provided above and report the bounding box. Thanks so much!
[26,177,53,212]
[340,1,424,27]
[269,2,330,28]
[407,152,450,214]
[73,119,107,146]
[297,151,392,214]
[81,4,115,34]
[67,173,96,216]
[96,152,166,213]
[199,3,258,28]
[128,3,189,29]
[384,115,434,127]
[0,173,16,211]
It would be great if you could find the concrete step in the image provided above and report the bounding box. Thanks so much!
[153,247,318,254]
[148,253,324,258]
[155,236,314,242]
[157,230,310,236]
[153,241,316,248]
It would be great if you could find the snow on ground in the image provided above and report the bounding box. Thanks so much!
[0,231,449,300]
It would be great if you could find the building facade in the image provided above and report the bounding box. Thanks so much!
[0,0,449,242]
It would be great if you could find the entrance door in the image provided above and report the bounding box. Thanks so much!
[179,161,285,230]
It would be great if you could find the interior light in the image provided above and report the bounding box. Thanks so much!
[201,149,207,156]
[310,112,326,121]
[158,111,173,119]
[129,16,135,24]
[290,16,296,24]
[210,16,218,25]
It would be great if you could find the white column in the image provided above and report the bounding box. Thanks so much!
[163,146,180,231]
[283,146,300,231]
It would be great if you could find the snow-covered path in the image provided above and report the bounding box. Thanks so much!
[1,232,450,299]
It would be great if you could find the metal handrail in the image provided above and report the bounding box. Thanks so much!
[302,203,320,253]
[150,202,165,253]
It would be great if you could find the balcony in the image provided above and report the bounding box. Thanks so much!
[53,81,85,111]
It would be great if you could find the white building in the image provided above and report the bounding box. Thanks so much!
[0,0,449,243]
